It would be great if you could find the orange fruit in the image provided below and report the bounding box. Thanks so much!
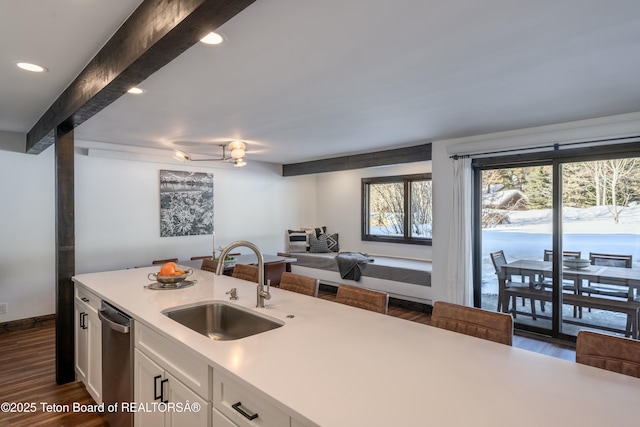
[159,262,176,276]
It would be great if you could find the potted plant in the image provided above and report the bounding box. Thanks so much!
[215,247,236,268]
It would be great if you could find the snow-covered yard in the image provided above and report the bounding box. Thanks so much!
[480,205,640,336]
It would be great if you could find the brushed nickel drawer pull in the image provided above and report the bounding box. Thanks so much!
[232,401,258,420]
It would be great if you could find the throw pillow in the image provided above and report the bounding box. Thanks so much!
[309,233,331,253]
[287,230,308,253]
[325,233,339,252]
[303,226,327,251]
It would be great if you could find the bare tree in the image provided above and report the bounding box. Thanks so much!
[370,183,404,234]
[603,158,638,223]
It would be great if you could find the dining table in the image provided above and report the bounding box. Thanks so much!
[500,260,640,300]
[178,253,297,272]
[499,259,640,337]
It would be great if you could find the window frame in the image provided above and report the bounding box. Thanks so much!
[361,173,432,246]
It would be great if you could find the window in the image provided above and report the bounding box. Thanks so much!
[362,173,432,245]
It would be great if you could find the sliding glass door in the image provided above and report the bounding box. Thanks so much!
[479,164,554,333]
[560,158,640,337]
[474,143,640,340]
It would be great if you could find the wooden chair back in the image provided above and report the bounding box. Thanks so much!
[576,330,640,378]
[543,250,581,261]
[264,260,286,287]
[232,263,259,283]
[152,258,178,265]
[335,284,388,314]
[589,252,633,268]
[279,272,319,297]
[191,255,212,261]
[489,250,507,275]
[200,258,218,273]
[431,301,513,346]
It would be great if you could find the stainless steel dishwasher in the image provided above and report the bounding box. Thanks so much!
[99,301,134,427]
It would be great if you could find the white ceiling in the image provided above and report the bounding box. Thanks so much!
[3,0,640,164]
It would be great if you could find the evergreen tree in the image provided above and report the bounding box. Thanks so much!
[524,166,552,208]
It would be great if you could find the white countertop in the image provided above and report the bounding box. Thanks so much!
[73,265,640,427]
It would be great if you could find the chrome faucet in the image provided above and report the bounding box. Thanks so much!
[216,241,271,308]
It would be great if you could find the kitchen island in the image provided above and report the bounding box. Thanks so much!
[73,265,640,427]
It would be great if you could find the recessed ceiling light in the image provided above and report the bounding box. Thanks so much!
[15,62,48,72]
[200,32,224,45]
[127,87,145,94]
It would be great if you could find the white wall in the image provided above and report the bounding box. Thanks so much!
[315,161,432,260]
[0,146,56,322]
[74,151,318,274]
[0,144,317,322]
[430,112,640,304]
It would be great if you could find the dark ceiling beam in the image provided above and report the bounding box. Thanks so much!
[282,143,432,176]
[26,0,256,154]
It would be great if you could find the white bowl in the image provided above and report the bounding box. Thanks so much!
[563,258,591,269]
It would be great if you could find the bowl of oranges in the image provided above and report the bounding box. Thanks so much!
[148,262,193,284]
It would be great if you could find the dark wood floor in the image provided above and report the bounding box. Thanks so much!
[0,324,107,427]
[0,295,575,426]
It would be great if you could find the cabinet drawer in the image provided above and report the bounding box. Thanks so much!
[213,370,289,427]
[135,322,210,399]
[75,285,100,312]
[212,408,237,427]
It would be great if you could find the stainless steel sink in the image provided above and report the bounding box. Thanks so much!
[162,302,283,341]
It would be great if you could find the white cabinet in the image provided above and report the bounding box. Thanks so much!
[213,407,239,427]
[74,285,102,404]
[134,349,209,427]
[132,313,314,427]
[134,324,210,427]
[212,369,289,427]
[134,349,165,427]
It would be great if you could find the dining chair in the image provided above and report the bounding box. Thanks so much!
[200,258,218,273]
[232,263,259,283]
[542,249,581,262]
[576,330,640,378]
[589,252,633,268]
[264,260,286,287]
[335,284,388,314]
[152,258,178,265]
[584,252,634,328]
[431,301,513,346]
[583,253,632,300]
[276,252,294,272]
[279,272,319,297]
[280,271,320,297]
[490,250,536,318]
[190,255,213,261]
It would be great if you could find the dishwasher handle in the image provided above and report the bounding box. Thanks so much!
[99,304,131,334]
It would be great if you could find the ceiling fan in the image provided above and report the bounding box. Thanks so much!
[173,141,247,167]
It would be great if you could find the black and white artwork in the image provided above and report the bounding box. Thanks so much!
[159,170,214,237]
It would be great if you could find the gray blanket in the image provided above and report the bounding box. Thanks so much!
[335,252,374,281]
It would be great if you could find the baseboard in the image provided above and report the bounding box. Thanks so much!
[0,314,56,333]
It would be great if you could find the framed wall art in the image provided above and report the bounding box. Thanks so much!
[159,170,214,237]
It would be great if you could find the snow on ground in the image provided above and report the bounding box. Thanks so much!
[481,205,640,295]
[496,205,640,234]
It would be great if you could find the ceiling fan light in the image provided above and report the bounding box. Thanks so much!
[173,150,189,162]
[228,140,245,151]
[231,148,245,159]
[233,159,247,168]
